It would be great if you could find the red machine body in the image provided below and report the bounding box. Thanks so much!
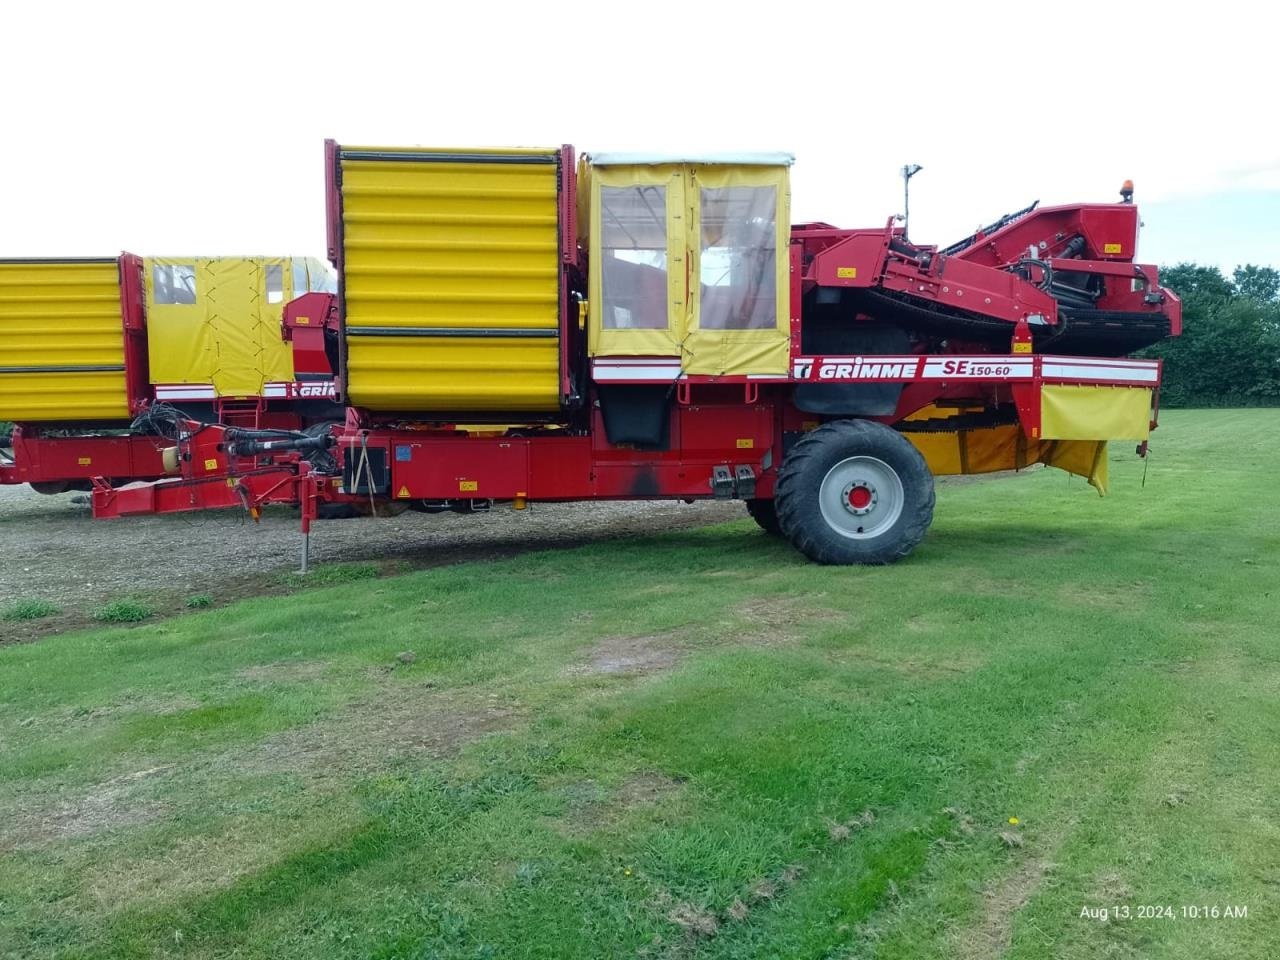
[90,142,1182,567]
[281,291,340,382]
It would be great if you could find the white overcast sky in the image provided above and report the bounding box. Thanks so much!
[2,0,1276,272]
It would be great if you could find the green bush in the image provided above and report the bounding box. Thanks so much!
[185,595,214,609]
[1144,263,1280,407]
[94,598,155,623]
[1,598,60,621]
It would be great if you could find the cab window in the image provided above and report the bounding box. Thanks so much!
[699,186,777,330]
[265,264,284,304]
[153,264,197,305]
[292,260,308,299]
[599,185,669,330]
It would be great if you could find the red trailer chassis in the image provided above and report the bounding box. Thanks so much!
[93,339,1159,514]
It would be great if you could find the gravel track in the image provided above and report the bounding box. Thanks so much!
[0,483,744,641]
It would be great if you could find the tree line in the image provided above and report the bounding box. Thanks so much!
[1141,264,1280,407]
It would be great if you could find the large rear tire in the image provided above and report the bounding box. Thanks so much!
[745,498,782,536]
[775,419,934,564]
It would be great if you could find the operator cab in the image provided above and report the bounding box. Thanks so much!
[582,153,794,381]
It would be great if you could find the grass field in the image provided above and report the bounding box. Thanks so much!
[2,409,1277,959]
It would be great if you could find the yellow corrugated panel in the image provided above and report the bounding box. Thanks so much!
[346,337,559,411]
[0,259,129,421]
[340,148,561,412]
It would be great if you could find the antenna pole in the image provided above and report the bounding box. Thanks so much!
[901,164,923,239]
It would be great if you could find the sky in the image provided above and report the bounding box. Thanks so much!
[2,0,1276,274]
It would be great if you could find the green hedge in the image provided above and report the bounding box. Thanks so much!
[1141,264,1280,407]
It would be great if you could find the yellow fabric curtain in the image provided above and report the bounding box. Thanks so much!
[587,161,791,375]
[1040,384,1152,441]
[145,257,296,396]
[904,422,1110,495]
[588,164,686,359]
[682,164,790,376]
[145,256,215,388]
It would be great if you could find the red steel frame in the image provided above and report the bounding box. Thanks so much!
[328,357,1161,508]
[91,340,1163,521]
[119,253,151,414]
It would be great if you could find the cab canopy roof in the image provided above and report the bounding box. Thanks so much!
[585,151,794,166]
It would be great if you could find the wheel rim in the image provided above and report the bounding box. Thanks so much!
[818,455,904,540]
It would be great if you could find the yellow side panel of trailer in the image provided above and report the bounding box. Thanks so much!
[0,259,130,421]
[339,147,562,412]
[145,257,298,396]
